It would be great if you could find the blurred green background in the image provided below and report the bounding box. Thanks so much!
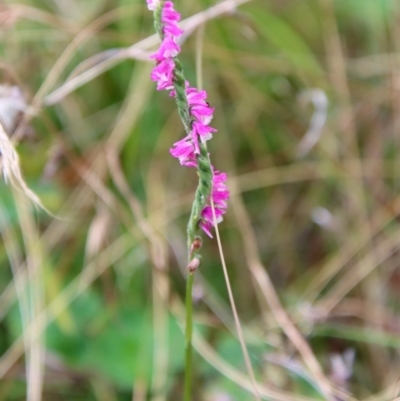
[1,0,400,400]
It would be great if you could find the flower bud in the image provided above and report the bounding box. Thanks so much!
[187,257,201,273]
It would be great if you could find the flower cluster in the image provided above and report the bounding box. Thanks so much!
[147,0,229,238]
[199,169,230,237]
[149,1,183,90]
[169,83,216,166]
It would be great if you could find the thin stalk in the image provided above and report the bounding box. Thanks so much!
[184,272,195,401]
[150,5,213,400]
[211,199,261,401]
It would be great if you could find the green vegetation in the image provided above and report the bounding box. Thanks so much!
[1,0,400,400]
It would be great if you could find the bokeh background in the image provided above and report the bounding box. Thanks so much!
[1,0,400,400]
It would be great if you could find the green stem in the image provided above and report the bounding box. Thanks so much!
[184,272,195,401]
[150,8,211,400]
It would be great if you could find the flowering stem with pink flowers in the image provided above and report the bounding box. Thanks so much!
[147,1,230,399]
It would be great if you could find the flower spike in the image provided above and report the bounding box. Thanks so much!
[147,0,229,241]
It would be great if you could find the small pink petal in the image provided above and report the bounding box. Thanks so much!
[150,58,175,90]
[192,120,216,143]
[170,136,198,167]
[151,37,181,62]
[162,1,184,37]
[147,0,160,11]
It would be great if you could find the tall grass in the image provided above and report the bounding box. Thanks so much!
[1,0,400,400]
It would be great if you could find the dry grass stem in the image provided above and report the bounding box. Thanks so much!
[44,0,253,106]
[0,123,48,212]
[211,199,261,401]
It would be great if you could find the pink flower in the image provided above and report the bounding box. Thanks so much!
[149,1,182,91]
[148,0,230,237]
[150,58,175,90]
[210,170,230,209]
[146,0,160,10]
[187,87,207,104]
[199,169,229,237]
[191,104,214,125]
[151,37,181,62]
[191,120,216,144]
[170,135,198,167]
[199,207,222,238]
[187,88,214,125]
[162,1,184,38]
